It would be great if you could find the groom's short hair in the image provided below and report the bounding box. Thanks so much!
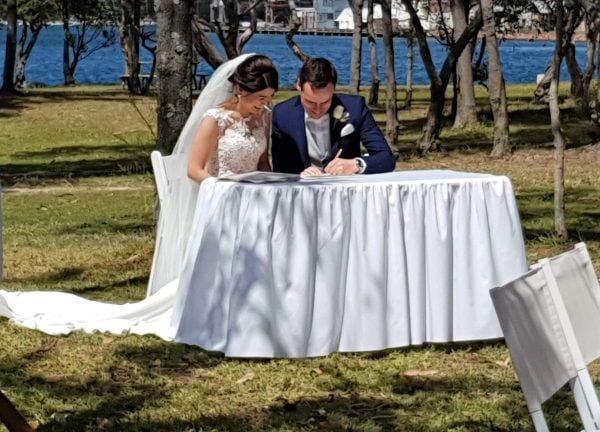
[298,58,337,89]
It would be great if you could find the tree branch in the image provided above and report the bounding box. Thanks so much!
[439,7,483,86]
[241,0,266,16]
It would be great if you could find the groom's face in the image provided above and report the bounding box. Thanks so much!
[298,82,335,119]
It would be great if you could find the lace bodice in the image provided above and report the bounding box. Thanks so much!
[202,107,268,177]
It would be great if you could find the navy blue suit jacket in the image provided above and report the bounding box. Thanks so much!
[271,94,396,174]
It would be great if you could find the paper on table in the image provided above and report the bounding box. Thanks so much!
[218,171,301,184]
[300,174,360,181]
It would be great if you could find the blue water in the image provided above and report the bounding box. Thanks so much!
[0,25,588,86]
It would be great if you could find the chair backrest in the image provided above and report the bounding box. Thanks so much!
[150,150,188,207]
[148,150,195,296]
[490,242,600,431]
[543,244,600,366]
[0,182,3,282]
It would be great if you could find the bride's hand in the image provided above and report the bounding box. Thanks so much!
[301,166,324,177]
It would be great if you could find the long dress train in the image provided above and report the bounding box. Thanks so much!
[0,54,269,344]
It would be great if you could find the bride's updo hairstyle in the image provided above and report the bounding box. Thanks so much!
[229,55,279,93]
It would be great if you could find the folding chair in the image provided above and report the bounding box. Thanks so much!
[490,242,600,431]
[150,150,187,207]
[0,390,35,432]
[1,180,3,282]
[148,151,193,296]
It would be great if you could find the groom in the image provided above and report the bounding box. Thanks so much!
[271,57,395,176]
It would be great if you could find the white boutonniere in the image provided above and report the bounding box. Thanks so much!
[332,105,350,123]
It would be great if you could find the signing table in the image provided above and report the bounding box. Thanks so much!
[170,170,528,357]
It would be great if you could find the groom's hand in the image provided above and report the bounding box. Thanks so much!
[325,157,360,176]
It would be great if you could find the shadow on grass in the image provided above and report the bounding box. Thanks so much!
[58,219,154,235]
[0,335,585,431]
[0,94,31,118]
[7,270,149,294]
[0,87,152,106]
[524,228,600,244]
[393,104,598,153]
[11,144,152,160]
[517,184,600,243]
[0,156,152,186]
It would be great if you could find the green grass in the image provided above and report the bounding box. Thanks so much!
[0,84,599,431]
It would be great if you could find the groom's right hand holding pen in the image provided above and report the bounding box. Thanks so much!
[324,149,361,175]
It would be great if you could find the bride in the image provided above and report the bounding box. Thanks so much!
[0,53,279,341]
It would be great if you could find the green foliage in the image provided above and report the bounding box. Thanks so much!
[18,0,62,24]
[69,0,119,26]
[493,0,556,34]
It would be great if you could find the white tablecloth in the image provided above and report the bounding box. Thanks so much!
[170,170,528,357]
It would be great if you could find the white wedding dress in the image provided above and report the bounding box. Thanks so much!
[203,108,268,177]
[0,54,267,342]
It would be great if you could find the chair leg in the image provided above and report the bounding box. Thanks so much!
[0,391,35,432]
[530,406,550,432]
[571,371,600,431]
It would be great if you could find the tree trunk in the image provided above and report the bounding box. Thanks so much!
[121,0,142,94]
[450,66,458,121]
[451,0,478,128]
[405,29,414,108]
[480,0,510,156]
[533,64,553,104]
[474,35,486,69]
[381,0,398,147]
[549,0,567,242]
[565,43,583,99]
[155,0,194,155]
[191,18,225,69]
[534,5,583,104]
[237,7,258,53]
[349,0,363,94]
[15,23,44,88]
[286,0,310,62]
[146,0,155,16]
[581,26,598,101]
[400,0,482,152]
[419,84,446,151]
[213,0,265,59]
[2,0,18,92]
[62,0,75,86]
[367,0,379,105]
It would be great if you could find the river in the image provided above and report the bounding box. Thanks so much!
[0,25,589,87]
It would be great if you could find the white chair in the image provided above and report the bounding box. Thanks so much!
[0,181,3,282]
[490,242,600,431]
[148,150,192,296]
[150,150,189,207]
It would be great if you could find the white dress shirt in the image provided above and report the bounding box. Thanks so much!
[305,113,330,168]
[304,112,367,173]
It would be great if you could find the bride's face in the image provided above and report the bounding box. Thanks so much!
[238,87,276,116]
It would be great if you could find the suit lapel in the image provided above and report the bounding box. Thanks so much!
[292,97,310,167]
[329,95,343,157]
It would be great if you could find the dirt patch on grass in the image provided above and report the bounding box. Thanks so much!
[4,184,153,195]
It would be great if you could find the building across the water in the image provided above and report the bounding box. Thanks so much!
[208,0,568,36]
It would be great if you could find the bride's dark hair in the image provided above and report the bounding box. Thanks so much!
[229,55,279,93]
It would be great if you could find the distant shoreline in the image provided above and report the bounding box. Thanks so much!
[0,21,587,42]
[502,32,587,43]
